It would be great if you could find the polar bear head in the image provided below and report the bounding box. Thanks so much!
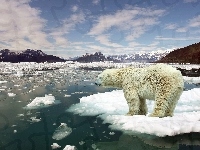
[95,69,122,88]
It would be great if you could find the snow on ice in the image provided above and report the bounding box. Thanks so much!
[24,95,60,109]
[67,88,200,137]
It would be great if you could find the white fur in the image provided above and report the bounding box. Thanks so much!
[96,64,184,118]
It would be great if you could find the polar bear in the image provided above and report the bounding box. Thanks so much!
[95,64,184,118]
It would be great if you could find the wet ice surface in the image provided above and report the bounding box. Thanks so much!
[68,88,200,137]
[0,62,200,150]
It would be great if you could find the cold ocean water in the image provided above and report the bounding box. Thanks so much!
[0,62,200,150]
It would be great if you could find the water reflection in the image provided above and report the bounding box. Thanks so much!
[96,133,200,150]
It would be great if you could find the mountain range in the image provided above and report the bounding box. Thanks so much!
[73,42,200,64]
[0,49,65,63]
[0,42,199,64]
[72,51,170,63]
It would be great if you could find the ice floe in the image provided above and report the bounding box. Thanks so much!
[183,76,200,84]
[0,81,7,84]
[64,94,71,97]
[67,88,200,137]
[63,145,77,150]
[29,117,41,123]
[8,93,16,97]
[52,123,72,140]
[51,143,61,149]
[24,95,60,109]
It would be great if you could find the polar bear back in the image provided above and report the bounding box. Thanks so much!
[121,64,183,100]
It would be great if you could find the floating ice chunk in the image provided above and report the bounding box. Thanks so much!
[17,114,24,117]
[8,93,16,97]
[14,71,24,77]
[183,76,200,84]
[91,144,97,149]
[13,130,17,133]
[29,117,41,122]
[64,94,71,97]
[51,143,61,149]
[109,132,115,135]
[67,88,200,137]
[52,123,72,140]
[79,141,85,145]
[63,145,77,150]
[24,95,60,109]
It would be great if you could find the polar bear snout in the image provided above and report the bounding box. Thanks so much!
[95,82,101,86]
[95,78,102,86]
[95,75,103,86]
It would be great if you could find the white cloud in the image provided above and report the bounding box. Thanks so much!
[183,0,197,3]
[128,42,141,47]
[88,7,165,47]
[96,34,123,48]
[92,0,100,5]
[165,23,178,30]
[87,45,110,54]
[188,15,200,27]
[0,0,52,50]
[0,0,86,51]
[175,27,188,33]
[49,12,85,49]
[89,7,165,36]
[71,5,78,12]
[155,36,200,41]
[172,15,200,33]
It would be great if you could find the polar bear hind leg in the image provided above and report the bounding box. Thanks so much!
[165,87,183,117]
[150,86,183,118]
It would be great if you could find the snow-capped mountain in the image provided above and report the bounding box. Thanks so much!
[72,51,170,63]
[107,50,170,63]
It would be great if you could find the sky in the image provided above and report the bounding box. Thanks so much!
[0,0,200,58]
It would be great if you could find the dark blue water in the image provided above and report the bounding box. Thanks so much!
[0,68,200,150]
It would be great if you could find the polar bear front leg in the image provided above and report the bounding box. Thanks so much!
[139,98,147,115]
[123,89,141,116]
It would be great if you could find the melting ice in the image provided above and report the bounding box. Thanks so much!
[68,88,200,137]
[52,123,72,140]
[24,95,60,109]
